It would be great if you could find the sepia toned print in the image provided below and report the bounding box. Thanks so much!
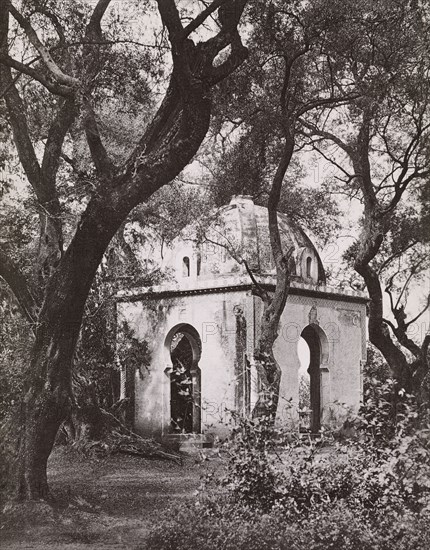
[0,1,429,548]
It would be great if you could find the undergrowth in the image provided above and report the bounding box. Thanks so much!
[143,378,430,550]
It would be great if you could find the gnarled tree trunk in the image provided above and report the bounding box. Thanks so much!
[0,0,249,500]
[351,116,430,400]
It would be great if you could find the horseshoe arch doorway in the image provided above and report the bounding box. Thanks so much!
[166,325,202,434]
[298,324,328,433]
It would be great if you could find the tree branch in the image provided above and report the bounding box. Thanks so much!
[405,294,430,329]
[156,0,184,45]
[385,274,397,313]
[183,0,228,38]
[377,240,420,275]
[421,334,430,358]
[1,65,42,195]
[87,0,113,36]
[41,98,78,189]
[82,100,114,178]
[395,266,420,310]
[0,247,39,330]
[1,2,67,281]
[243,260,270,302]
[299,118,355,157]
[357,262,410,385]
[35,6,66,44]
[208,32,248,85]
[296,93,360,118]
[203,0,249,84]
[0,52,73,96]
[9,1,78,89]
[354,114,377,209]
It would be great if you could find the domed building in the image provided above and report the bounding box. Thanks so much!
[116,195,367,445]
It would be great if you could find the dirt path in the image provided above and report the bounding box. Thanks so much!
[1,448,218,549]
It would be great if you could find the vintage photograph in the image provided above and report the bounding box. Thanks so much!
[0,0,429,548]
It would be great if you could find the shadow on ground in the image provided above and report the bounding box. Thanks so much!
[1,447,220,549]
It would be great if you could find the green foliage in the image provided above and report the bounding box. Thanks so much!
[135,183,214,245]
[0,285,33,501]
[72,220,161,413]
[74,283,118,410]
[363,343,391,386]
[209,126,341,244]
[223,413,430,516]
[299,374,311,411]
[204,0,347,245]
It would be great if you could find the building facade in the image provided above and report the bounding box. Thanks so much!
[116,196,367,443]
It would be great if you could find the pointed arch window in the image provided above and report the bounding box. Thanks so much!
[182,256,190,277]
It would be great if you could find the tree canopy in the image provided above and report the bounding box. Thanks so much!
[0,0,429,502]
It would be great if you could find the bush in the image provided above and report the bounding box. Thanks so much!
[223,414,428,516]
[225,416,278,510]
[222,377,430,514]
[143,495,430,550]
[144,378,430,550]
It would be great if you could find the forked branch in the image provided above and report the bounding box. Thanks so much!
[8,1,78,89]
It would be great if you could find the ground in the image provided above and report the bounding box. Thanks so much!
[0,447,217,549]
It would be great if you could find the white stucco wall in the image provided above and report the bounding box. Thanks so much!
[116,197,368,439]
[273,294,366,427]
[117,290,250,438]
[117,287,366,438]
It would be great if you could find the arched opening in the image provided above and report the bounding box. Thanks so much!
[297,337,311,431]
[288,255,297,276]
[166,325,201,434]
[182,256,190,277]
[306,256,312,278]
[298,325,323,432]
[196,251,202,276]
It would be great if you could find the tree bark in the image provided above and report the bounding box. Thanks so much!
[306,112,430,397]
[354,215,428,395]
[252,136,295,419]
[349,114,429,395]
[12,63,241,502]
[14,125,209,497]
[1,0,249,500]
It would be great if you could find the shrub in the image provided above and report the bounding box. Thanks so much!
[144,378,430,550]
[225,416,278,510]
[224,413,430,516]
[143,495,430,550]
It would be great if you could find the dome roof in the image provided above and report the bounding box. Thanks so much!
[168,195,326,285]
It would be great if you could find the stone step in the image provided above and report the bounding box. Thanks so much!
[179,440,213,452]
[161,433,214,454]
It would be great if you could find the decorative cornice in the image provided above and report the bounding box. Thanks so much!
[116,277,369,305]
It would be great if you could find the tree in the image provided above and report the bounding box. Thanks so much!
[0,0,248,500]
[203,0,355,418]
[301,0,430,397]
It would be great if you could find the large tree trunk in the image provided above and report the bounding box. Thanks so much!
[12,55,223,497]
[13,130,208,498]
[251,258,292,419]
[252,321,283,419]
[1,0,249,501]
[15,200,123,499]
[16,381,72,500]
